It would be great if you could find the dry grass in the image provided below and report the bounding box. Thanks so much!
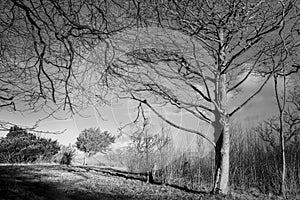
[104,123,299,199]
[0,164,293,200]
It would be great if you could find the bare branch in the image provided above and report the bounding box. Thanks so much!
[129,95,215,147]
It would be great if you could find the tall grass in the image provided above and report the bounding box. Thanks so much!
[230,124,300,195]
[108,123,300,195]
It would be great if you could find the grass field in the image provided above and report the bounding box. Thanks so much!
[0,164,296,200]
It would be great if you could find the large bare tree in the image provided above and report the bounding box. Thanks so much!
[98,0,300,194]
[1,0,300,196]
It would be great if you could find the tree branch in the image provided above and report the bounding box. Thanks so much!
[130,95,215,147]
[229,73,272,117]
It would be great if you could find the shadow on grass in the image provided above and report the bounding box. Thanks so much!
[76,165,208,195]
[0,165,134,200]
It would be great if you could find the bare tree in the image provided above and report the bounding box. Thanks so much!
[99,0,300,194]
[273,66,288,198]
[123,118,170,183]
[1,0,300,195]
[255,5,300,194]
[255,83,300,196]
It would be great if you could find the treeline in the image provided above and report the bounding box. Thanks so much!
[0,126,116,166]
[0,126,75,165]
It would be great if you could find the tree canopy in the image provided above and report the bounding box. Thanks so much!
[76,127,115,156]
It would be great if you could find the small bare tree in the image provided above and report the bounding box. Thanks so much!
[256,83,300,196]
[122,118,170,183]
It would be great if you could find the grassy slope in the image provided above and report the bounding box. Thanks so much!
[0,164,291,200]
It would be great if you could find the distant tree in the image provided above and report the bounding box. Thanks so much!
[76,128,115,165]
[0,126,60,163]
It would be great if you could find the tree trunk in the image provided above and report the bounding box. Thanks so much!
[212,121,230,194]
[279,110,286,198]
[274,73,287,198]
[146,170,154,183]
[212,57,230,194]
[281,130,286,198]
[83,152,87,166]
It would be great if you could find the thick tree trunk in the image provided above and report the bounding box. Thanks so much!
[212,56,230,194]
[212,121,230,194]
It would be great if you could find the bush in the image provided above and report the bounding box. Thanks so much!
[53,144,76,165]
[0,126,60,163]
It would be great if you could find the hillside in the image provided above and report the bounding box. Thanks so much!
[0,164,291,200]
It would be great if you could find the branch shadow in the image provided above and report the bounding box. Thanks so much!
[0,165,135,200]
[76,165,208,195]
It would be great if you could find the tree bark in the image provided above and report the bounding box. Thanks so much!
[212,119,230,194]
[83,152,87,166]
[274,71,287,198]
[212,56,230,194]
[280,121,286,198]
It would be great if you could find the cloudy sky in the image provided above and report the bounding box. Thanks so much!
[0,74,278,151]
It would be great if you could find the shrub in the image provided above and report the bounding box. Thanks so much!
[0,126,60,163]
[54,144,76,165]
